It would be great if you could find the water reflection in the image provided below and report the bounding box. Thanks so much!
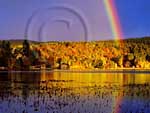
[0,71,149,113]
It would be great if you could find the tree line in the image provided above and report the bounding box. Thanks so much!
[0,37,150,70]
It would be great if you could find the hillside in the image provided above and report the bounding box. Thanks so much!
[0,37,150,70]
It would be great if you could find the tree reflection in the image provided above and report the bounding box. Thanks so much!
[0,72,149,113]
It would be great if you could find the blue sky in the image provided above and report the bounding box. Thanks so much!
[0,0,150,41]
[115,0,150,38]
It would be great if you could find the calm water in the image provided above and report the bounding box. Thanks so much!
[0,71,149,113]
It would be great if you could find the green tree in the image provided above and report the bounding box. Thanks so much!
[128,53,134,61]
[146,54,150,62]
[23,40,30,57]
[111,56,122,67]
[21,40,31,70]
[92,59,103,69]
[0,41,12,68]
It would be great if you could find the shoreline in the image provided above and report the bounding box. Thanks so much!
[0,68,150,73]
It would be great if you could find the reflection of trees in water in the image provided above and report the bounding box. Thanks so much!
[0,72,149,113]
[0,72,12,97]
[0,82,149,113]
[19,72,41,100]
[122,73,150,85]
[0,72,44,99]
[0,71,55,99]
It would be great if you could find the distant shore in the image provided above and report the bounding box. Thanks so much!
[1,38,150,72]
[0,68,150,73]
[55,68,150,73]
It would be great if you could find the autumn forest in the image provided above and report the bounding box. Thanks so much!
[0,37,150,71]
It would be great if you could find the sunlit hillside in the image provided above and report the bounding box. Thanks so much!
[0,37,150,70]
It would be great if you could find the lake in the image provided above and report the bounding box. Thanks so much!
[0,71,149,113]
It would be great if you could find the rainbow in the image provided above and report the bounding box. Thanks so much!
[103,0,123,45]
